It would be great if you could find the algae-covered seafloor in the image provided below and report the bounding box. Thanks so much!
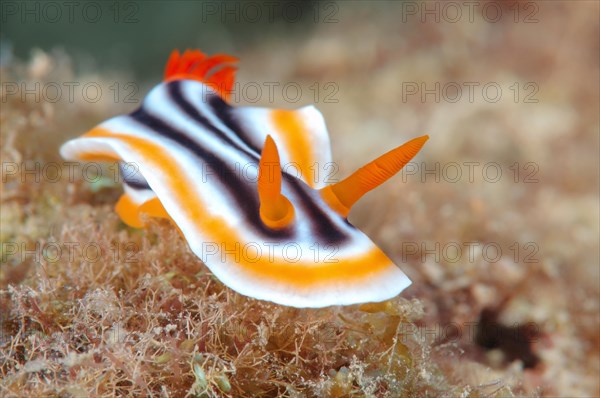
[1,2,599,397]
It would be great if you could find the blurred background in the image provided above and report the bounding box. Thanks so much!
[1,1,598,396]
[2,0,323,80]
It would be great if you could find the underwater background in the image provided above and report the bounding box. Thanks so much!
[1,1,599,396]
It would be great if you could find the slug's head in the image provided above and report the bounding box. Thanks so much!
[257,134,429,229]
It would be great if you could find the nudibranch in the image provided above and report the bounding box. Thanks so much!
[60,49,428,307]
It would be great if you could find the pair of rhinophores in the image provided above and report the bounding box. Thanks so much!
[61,49,429,307]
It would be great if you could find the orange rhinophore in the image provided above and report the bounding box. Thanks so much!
[60,49,429,307]
[321,135,429,217]
[258,136,295,229]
